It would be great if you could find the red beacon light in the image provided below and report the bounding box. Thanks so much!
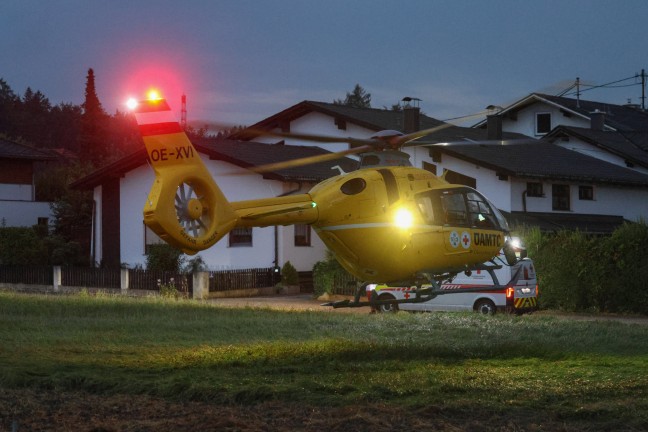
[126,89,165,112]
[147,89,162,100]
[126,98,138,111]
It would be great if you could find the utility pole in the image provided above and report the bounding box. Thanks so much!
[641,69,646,111]
[575,77,580,108]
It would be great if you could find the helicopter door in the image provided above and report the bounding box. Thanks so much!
[415,189,472,255]
[438,191,472,254]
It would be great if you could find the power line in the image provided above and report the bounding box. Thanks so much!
[557,70,647,109]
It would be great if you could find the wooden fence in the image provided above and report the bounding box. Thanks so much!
[208,267,278,292]
[0,265,53,286]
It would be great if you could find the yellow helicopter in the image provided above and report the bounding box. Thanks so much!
[131,94,525,309]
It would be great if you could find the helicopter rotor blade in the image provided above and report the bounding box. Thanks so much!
[403,137,538,148]
[222,144,372,176]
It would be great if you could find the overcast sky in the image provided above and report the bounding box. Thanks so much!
[3,0,648,126]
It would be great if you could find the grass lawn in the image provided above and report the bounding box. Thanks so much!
[1,291,647,430]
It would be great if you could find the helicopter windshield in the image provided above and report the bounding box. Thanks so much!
[415,187,509,231]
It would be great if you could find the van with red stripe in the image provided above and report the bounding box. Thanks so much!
[367,253,538,314]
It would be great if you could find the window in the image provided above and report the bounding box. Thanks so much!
[443,169,476,188]
[229,227,252,247]
[579,185,594,200]
[552,184,570,211]
[429,149,442,163]
[422,161,437,175]
[526,182,544,197]
[294,224,311,246]
[535,112,551,135]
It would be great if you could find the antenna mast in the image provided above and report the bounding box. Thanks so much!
[180,94,187,129]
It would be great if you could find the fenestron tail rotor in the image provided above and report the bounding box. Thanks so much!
[174,180,210,239]
[132,97,237,253]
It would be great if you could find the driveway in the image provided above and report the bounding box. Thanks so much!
[208,294,367,313]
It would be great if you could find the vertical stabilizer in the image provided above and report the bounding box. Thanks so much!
[133,97,236,254]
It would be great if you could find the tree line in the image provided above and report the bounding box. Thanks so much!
[0,69,141,170]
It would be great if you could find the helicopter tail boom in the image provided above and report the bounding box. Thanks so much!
[134,98,237,254]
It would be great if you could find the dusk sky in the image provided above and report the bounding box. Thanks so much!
[3,0,648,127]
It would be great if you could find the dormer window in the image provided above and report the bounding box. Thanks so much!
[535,112,551,135]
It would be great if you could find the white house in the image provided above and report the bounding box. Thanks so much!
[0,138,53,228]
[475,93,648,174]
[71,139,357,270]
[239,100,648,233]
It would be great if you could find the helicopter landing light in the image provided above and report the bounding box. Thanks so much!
[394,208,414,229]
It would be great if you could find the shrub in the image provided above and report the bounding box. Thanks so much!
[146,244,183,272]
[519,221,648,314]
[312,251,357,297]
[280,261,299,286]
[0,227,48,265]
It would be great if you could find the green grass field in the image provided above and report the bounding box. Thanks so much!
[1,292,647,430]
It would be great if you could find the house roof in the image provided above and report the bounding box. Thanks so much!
[71,138,358,190]
[478,93,648,132]
[506,211,627,235]
[437,141,648,187]
[231,100,446,138]
[0,138,55,161]
[544,126,648,169]
[195,138,358,182]
[232,99,528,144]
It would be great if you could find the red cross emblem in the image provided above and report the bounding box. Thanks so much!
[461,231,471,249]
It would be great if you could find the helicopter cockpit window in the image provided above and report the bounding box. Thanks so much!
[441,193,468,225]
[415,187,506,230]
[340,177,366,195]
[466,192,498,228]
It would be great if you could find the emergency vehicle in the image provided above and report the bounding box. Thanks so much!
[367,253,538,314]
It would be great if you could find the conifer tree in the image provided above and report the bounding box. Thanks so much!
[79,68,109,166]
[333,84,372,108]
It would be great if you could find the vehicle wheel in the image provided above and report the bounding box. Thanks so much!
[474,299,496,315]
[376,294,399,313]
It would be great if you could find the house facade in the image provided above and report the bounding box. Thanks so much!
[241,99,648,233]
[0,138,53,228]
[72,139,357,270]
[477,93,648,173]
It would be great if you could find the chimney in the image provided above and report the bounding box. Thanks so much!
[486,114,503,140]
[402,97,421,133]
[590,109,605,131]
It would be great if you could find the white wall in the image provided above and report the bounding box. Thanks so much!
[509,180,648,221]
[502,101,590,137]
[114,153,330,271]
[0,200,52,227]
[256,111,375,155]
[553,138,648,175]
[0,184,33,201]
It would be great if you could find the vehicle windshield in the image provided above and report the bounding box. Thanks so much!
[415,187,509,231]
